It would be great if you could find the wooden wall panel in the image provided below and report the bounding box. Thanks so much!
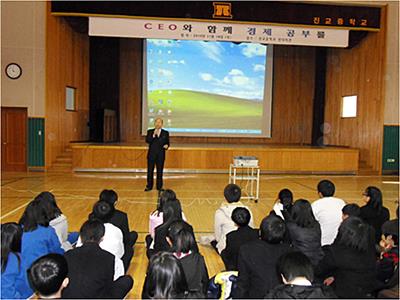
[71,144,359,174]
[119,38,143,142]
[45,3,89,167]
[324,8,387,172]
[119,41,316,145]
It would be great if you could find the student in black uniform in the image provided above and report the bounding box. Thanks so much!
[28,254,69,299]
[265,251,336,299]
[145,118,170,192]
[167,220,209,297]
[233,215,292,298]
[62,220,133,299]
[99,189,138,271]
[142,252,188,299]
[221,207,258,271]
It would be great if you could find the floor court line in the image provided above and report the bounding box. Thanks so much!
[1,201,31,220]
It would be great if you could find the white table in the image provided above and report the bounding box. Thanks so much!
[228,164,260,202]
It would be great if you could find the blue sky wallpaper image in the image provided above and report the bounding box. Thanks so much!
[147,39,267,100]
[144,39,269,134]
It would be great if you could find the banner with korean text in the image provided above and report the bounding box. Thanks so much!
[89,17,349,48]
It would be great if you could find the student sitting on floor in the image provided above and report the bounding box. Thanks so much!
[142,252,188,299]
[377,208,399,286]
[149,200,198,259]
[76,200,126,278]
[100,189,138,246]
[35,191,78,251]
[375,207,399,299]
[201,184,254,254]
[28,254,69,299]
[341,203,361,220]
[315,217,379,298]
[381,205,399,241]
[233,214,292,299]
[360,186,390,244]
[167,220,209,297]
[63,220,133,299]
[99,189,138,271]
[271,188,293,220]
[19,200,64,297]
[146,189,187,248]
[265,251,336,299]
[283,199,324,266]
[342,203,378,255]
[312,180,345,246]
[221,207,258,271]
[1,222,31,299]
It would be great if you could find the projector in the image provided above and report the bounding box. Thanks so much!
[233,156,259,167]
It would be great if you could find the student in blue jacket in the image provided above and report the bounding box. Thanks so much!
[19,199,64,297]
[1,222,31,299]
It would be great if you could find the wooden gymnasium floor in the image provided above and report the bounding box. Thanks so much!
[1,171,399,298]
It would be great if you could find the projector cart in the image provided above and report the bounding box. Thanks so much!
[229,164,260,203]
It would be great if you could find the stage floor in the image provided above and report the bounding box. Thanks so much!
[1,171,399,298]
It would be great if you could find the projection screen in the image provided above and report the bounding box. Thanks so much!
[142,39,273,137]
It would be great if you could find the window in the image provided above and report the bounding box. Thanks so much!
[66,87,76,111]
[341,95,357,118]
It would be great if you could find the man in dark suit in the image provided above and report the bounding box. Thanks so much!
[145,118,169,191]
[62,220,133,299]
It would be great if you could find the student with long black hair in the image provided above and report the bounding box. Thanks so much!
[149,190,181,237]
[1,222,31,298]
[35,191,78,251]
[167,220,209,297]
[360,186,390,244]
[315,217,379,298]
[99,189,138,271]
[284,199,324,266]
[146,189,187,249]
[142,251,188,299]
[99,189,138,249]
[19,200,64,297]
[150,200,198,258]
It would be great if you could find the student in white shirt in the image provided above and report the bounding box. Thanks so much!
[200,184,254,254]
[76,201,125,279]
[311,180,345,246]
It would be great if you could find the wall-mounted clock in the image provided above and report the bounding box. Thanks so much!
[5,63,22,80]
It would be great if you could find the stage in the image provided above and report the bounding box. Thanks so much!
[71,143,359,174]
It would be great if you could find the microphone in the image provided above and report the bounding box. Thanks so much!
[153,128,160,138]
